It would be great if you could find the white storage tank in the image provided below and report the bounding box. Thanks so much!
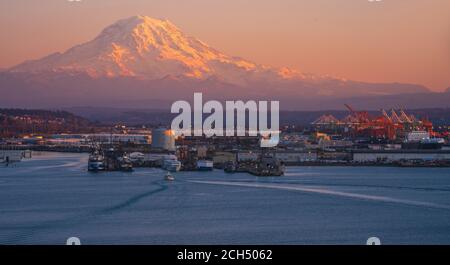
[151,128,175,151]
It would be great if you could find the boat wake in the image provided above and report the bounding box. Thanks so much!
[189,180,450,211]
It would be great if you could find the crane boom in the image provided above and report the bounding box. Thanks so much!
[344,104,356,115]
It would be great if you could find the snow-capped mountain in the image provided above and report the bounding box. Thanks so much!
[1,15,434,109]
[10,15,307,86]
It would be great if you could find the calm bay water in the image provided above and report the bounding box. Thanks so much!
[1,152,450,245]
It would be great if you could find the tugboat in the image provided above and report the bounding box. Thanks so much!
[224,161,237,173]
[164,172,175,181]
[88,151,105,172]
[118,154,133,172]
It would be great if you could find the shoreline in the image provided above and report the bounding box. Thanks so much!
[2,149,450,168]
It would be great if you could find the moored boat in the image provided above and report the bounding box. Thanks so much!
[88,152,105,172]
[118,155,134,172]
[162,156,182,172]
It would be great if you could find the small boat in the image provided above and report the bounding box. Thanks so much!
[164,172,175,181]
[0,150,23,165]
[224,161,237,173]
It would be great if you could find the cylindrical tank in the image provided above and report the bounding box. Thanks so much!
[151,128,175,151]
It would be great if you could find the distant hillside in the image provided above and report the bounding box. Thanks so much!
[0,108,94,137]
[65,107,450,127]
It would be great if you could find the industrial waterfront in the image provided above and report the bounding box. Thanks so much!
[2,105,450,175]
[1,152,450,245]
[2,105,450,244]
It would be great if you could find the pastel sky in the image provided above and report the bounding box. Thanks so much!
[1,0,449,91]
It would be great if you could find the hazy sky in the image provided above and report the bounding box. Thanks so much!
[1,0,449,90]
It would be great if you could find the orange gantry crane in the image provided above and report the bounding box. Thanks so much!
[344,104,396,140]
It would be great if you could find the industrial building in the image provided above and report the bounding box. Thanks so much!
[212,151,236,165]
[89,133,150,144]
[274,151,318,163]
[352,150,450,163]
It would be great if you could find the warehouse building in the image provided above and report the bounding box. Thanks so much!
[352,150,450,162]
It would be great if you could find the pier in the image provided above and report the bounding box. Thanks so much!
[0,149,32,164]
